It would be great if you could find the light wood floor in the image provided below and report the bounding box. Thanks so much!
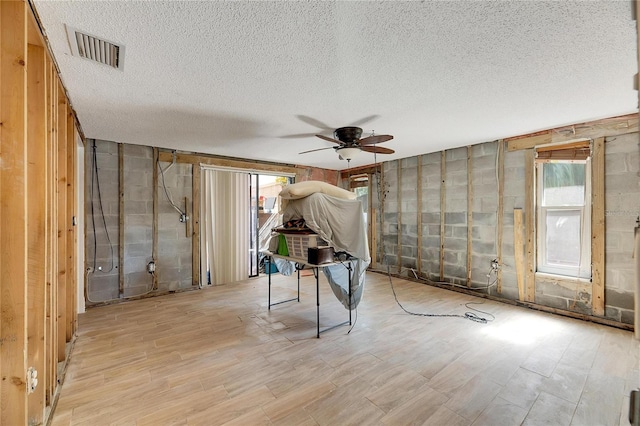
[51,271,638,426]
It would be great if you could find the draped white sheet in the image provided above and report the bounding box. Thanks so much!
[200,169,249,286]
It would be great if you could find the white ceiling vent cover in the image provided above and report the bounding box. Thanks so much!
[65,26,125,70]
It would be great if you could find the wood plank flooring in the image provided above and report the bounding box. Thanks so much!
[51,272,639,425]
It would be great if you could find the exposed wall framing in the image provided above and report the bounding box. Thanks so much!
[192,165,201,286]
[506,113,637,151]
[1,2,79,423]
[496,140,504,293]
[439,151,446,281]
[416,157,423,276]
[466,146,473,287]
[591,137,606,316]
[524,149,535,302]
[397,162,402,274]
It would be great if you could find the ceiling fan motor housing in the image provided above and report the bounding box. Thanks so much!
[334,126,363,144]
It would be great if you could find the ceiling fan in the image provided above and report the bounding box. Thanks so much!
[299,126,395,161]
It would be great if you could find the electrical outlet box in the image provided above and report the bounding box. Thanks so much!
[147,261,156,273]
[491,259,499,270]
[27,367,38,394]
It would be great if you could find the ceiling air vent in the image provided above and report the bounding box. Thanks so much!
[65,26,125,71]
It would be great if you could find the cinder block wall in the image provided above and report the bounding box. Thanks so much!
[604,133,639,323]
[85,140,120,302]
[85,139,194,304]
[443,147,468,285]
[123,144,155,296]
[378,135,639,325]
[157,160,193,290]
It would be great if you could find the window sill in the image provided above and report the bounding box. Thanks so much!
[535,271,591,284]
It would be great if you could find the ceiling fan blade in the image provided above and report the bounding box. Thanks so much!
[349,114,379,127]
[297,115,333,131]
[280,132,320,139]
[359,134,394,146]
[315,134,341,144]
[298,147,336,155]
[361,145,395,154]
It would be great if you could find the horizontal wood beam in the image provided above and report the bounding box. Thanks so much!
[506,114,638,151]
[158,151,301,176]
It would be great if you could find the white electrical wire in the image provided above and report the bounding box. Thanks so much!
[158,151,186,217]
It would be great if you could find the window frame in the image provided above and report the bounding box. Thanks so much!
[535,159,592,279]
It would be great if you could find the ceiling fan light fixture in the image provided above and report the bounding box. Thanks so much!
[336,147,361,161]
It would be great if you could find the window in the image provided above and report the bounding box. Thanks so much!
[536,159,591,278]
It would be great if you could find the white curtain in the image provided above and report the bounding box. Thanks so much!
[200,169,250,286]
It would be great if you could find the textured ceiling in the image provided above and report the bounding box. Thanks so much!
[34,0,638,171]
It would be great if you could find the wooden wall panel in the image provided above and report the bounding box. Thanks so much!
[0,1,28,424]
[524,149,536,302]
[66,107,77,339]
[18,15,79,417]
[56,87,68,362]
[192,164,201,286]
[591,137,605,316]
[439,151,446,281]
[26,42,47,425]
[47,68,59,404]
[496,141,504,293]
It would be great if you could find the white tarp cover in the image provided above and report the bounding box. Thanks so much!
[282,192,370,309]
[283,193,370,262]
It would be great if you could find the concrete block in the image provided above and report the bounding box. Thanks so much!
[474,155,496,171]
[426,224,440,236]
[569,300,591,315]
[423,237,441,249]
[472,240,495,255]
[605,289,634,310]
[445,237,467,251]
[402,157,418,168]
[499,286,519,301]
[124,243,153,258]
[606,174,639,193]
[504,149,525,166]
[481,141,498,156]
[422,152,441,165]
[504,166,525,181]
[605,306,622,321]
[446,147,468,161]
[125,271,151,288]
[620,309,634,325]
[382,234,398,244]
[446,197,467,212]
[401,257,417,269]
[472,212,496,225]
[401,224,418,237]
[124,156,153,172]
[481,196,498,212]
[177,176,193,188]
[124,144,152,158]
[452,226,467,239]
[605,133,637,153]
[125,214,152,227]
[422,212,440,224]
[472,225,496,242]
[443,251,460,265]
[445,212,466,224]
[401,200,418,215]
[443,225,453,237]
[605,153,629,174]
[534,294,568,310]
[385,161,398,171]
[444,264,466,280]
[426,175,443,188]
